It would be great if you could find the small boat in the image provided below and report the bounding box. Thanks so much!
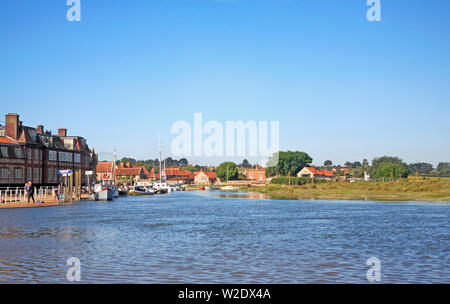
[153,181,172,194]
[90,184,114,201]
[129,186,155,196]
[220,186,240,190]
[205,186,220,191]
[98,180,119,197]
[118,189,128,196]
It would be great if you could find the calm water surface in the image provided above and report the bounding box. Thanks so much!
[0,191,448,283]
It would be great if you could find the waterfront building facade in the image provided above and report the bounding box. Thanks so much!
[0,113,97,187]
[147,168,195,184]
[245,168,267,181]
[96,161,115,181]
[96,161,150,182]
[194,171,218,185]
[297,167,335,179]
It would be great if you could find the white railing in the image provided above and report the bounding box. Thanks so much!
[0,186,56,204]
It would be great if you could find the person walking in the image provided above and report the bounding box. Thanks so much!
[25,182,35,203]
[53,187,60,201]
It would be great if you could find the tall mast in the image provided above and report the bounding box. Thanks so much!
[158,134,162,183]
[113,149,117,184]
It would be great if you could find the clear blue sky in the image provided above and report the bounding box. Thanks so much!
[0,0,449,166]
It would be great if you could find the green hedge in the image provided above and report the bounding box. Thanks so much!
[270,176,327,185]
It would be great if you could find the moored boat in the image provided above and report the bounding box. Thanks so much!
[205,186,220,191]
[129,186,155,196]
[153,181,172,194]
[220,186,240,191]
[90,184,114,201]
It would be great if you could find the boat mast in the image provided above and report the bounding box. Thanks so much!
[113,149,117,184]
[158,134,162,183]
[163,159,166,181]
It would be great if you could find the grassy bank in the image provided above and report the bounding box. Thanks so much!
[240,179,450,202]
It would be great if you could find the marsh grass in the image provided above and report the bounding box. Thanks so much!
[242,180,450,202]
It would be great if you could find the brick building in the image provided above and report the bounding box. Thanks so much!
[297,167,335,179]
[147,167,196,184]
[0,113,97,186]
[194,171,218,185]
[245,168,267,181]
[96,161,150,182]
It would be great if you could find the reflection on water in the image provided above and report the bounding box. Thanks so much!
[217,192,270,200]
[216,191,450,205]
[0,192,449,283]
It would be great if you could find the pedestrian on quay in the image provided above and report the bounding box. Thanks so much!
[53,187,60,201]
[25,182,35,203]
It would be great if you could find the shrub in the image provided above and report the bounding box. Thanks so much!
[270,176,326,185]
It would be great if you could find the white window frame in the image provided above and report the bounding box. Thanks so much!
[74,153,81,163]
[33,168,39,181]
[0,168,9,179]
[27,168,32,181]
[15,148,23,158]
[49,150,57,161]
[14,168,22,179]
[1,147,8,158]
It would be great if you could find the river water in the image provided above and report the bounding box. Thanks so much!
[0,191,448,283]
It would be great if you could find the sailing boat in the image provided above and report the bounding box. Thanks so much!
[152,134,172,194]
[112,149,119,198]
[90,150,119,200]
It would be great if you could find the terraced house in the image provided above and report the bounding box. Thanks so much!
[0,113,97,187]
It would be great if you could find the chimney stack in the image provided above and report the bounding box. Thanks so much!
[5,113,19,140]
[37,125,44,134]
[58,128,67,137]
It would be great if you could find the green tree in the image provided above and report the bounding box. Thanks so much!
[179,158,189,167]
[266,151,313,176]
[353,161,362,168]
[217,162,238,181]
[437,162,450,174]
[362,159,369,168]
[120,157,137,166]
[408,163,433,175]
[324,160,332,166]
[371,156,409,178]
[239,159,252,168]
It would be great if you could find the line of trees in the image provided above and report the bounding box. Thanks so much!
[118,154,449,180]
[266,151,313,177]
[322,158,449,178]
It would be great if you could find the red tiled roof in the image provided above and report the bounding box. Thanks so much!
[321,170,335,177]
[304,167,322,175]
[96,161,114,173]
[0,136,18,145]
[195,171,217,179]
[304,167,335,177]
[116,167,142,176]
[169,169,193,177]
